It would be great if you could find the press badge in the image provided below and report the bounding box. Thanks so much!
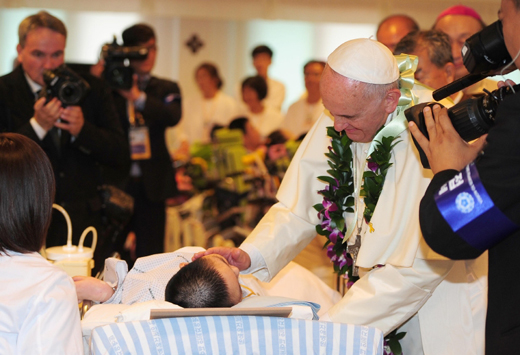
[434,162,519,250]
[129,126,151,160]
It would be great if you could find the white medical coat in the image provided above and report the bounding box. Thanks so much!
[0,251,82,354]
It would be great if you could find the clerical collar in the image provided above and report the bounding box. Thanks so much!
[23,71,42,96]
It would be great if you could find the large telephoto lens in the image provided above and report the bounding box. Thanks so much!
[447,96,495,142]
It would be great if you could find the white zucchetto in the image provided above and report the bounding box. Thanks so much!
[327,38,399,84]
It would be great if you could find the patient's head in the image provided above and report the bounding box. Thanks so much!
[165,254,242,308]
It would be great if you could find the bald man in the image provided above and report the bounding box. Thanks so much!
[376,14,419,52]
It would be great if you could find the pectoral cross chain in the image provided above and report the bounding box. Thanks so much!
[347,234,361,277]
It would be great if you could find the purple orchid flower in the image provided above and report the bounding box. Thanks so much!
[329,228,343,244]
[322,199,338,219]
[326,244,335,259]
[367,161,379,172]
[321,218,332,232]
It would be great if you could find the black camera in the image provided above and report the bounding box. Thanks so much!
[406,84,519,168]
[101,38,148,90]
[432,20,512,101]
[42,64,90,106]
[405,20,517,169]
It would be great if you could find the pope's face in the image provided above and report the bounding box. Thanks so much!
[17,27,65,86]
[320,65,394,143]
[413,46,454,90]
[203,254,242,305]
[434,15,483,79]
[499,0,520,69]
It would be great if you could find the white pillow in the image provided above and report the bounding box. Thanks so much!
[116,300,182,322]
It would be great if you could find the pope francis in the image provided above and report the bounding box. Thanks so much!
[195,38,487,355]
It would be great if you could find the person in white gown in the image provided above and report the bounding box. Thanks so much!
[176,63,238,146]
[0,133,82,355]
[238,75,284,139]
[282,60,326,139]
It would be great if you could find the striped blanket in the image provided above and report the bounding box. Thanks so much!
[90,315,383,355]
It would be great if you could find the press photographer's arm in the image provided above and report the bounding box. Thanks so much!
[409,78,520,258]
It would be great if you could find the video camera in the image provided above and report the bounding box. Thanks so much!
[405,20,516,169]
[101,37,149,90]
[41,64,90,106]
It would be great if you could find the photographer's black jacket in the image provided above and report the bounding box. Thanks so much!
[420,91,520,354]
[112,76,181,202]
[0,66,129,245]
[112,75,181,258]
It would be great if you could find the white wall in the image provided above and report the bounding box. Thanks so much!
[1,1,516,113]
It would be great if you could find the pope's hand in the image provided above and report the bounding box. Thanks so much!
[73,275,115,304]
[192,247,251,271]
[409,104,487,174]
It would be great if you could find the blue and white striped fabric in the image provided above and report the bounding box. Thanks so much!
[90,316,383,355]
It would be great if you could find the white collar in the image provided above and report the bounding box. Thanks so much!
[23,71,42,95]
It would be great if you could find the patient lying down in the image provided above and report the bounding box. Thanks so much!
[75,246,340,314]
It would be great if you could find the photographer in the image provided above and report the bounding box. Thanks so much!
[111,24,182,259]
[0,11,128,252]
[409,0,520,351]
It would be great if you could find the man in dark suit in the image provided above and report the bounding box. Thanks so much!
[409,0,520,351]
[0,11,128,252]
[113,23,182,258]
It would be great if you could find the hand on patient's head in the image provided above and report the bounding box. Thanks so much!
[192,247,251,271]
[165,255,242,308]
[73,276,114,304]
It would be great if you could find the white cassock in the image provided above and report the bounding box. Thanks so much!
[281,95,325,138]
[0,252,83,354]
[240,83,487,355]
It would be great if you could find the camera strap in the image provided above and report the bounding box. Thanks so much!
[127,100,151,160]
[434,162,519,250]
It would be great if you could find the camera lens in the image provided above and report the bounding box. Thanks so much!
[59,81,82,106]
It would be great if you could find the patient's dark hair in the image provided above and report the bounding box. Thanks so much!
[165,257,235,308]
[0,133,55,254]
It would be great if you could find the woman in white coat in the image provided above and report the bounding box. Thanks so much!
[0,133,82,354]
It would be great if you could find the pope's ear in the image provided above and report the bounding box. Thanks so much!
[384,88,401,114]
[179,262,188,269]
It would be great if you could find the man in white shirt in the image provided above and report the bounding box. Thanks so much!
[251,45,286,111]
[282,60,325,139]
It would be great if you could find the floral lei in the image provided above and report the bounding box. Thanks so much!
[314,125,400,281]
[314,125,404,355]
